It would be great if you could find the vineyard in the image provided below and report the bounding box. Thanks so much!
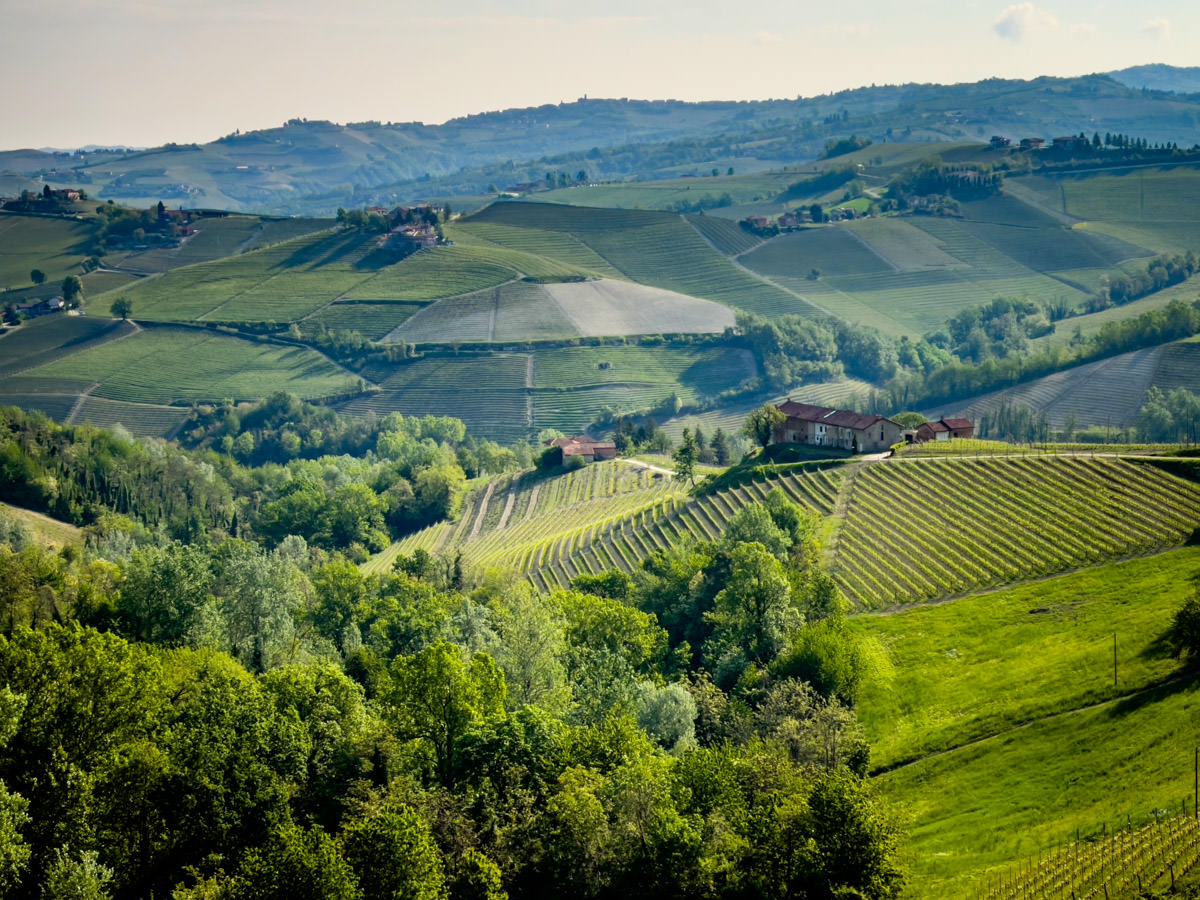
[985,814,1200,900]
[27,327,360,404]
[830,456,1200,608]
[366,459,845,591]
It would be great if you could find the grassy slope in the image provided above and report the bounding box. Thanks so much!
[25,327,359,404]
[0,501,83,549]
[853,547,1200,897]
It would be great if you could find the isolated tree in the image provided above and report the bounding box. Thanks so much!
[61,275,83,309]
[742,403,786,449]
[673,428,698,484]
[110,297,132,320]
[29,269,45,286]
[1168,592,1200,664]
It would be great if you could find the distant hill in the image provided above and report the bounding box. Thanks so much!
[5,68,1200,215]
[1110,64,1200,95]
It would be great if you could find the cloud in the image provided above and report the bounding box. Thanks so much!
[752,30,780,46]
[992,3,1059,40]
[1070,22,1097,35]
[1141,17,1172,40]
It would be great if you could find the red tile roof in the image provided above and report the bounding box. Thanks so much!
[777,401,893,431]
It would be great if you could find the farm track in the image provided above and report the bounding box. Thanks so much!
[872,667,1200,777]
[64,383,100,425]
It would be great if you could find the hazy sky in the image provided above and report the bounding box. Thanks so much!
[1,0,1194,149]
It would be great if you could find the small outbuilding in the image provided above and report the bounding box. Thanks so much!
[914,416,975,442]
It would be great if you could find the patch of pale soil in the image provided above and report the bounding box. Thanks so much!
[544,279,734,336]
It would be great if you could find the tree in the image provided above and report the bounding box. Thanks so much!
[1168,592,1200,664]
[387,642,506,786]
[29,270,45,286]
[231,823,361,900]
[341,802,445,900]
[742,404,786,449]
[706,542,799,671]
[109,297,132,320]
[61,276,83,309]
[672,428,698,485]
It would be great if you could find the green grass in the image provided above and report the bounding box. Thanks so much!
[0,315,130,377]
[0,501,83,549]
[345,245,520,300]
[852,548,1200,769]
[464,202,818,319]
[532,172,795,212]
[304,301,426,340]
[0,213,95,289]
[829,457,1200,609]
[27,327,359,404]
[853,547,1200,897]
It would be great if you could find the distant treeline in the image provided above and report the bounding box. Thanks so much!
[0,400,528,558]
[881,299,1200,412]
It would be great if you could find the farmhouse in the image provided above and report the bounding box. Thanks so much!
[773,401,902,453]
[545,435,617,465]
[915,416,975,442]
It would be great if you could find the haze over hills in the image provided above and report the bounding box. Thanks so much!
[5,67,1200,216]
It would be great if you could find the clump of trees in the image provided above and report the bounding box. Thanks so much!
[1135,387,1200,442]
[0,462,907,899]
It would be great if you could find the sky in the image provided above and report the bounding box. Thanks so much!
[0,0,1195,150]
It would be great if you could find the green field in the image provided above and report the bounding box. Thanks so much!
[304,301,426,340]
[853,547,1200,896]
[532,171,796,212]
[938,338,1200,431]
[113,216,333,275]
[0,315,131,377]
[339,353,532,443]
[343,345,756,442]
[0,213,97,289]
[830,456,1200,608]
[24,327,359,404]
[462,202,819,319]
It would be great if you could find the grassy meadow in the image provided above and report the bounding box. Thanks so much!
[853,547,1200,897]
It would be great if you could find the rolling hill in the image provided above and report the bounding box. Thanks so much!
[6,68,1200,215]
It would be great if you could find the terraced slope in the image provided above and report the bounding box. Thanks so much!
[366,460,844,591]
[461,202,817,318]
[931,338,1200,430]
[829,456,1200,608]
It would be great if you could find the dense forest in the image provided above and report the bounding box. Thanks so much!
[0,405,904,899]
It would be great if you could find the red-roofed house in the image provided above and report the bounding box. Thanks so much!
[773,400,902,453]
[545,435,618,466]
[915,416,975,442]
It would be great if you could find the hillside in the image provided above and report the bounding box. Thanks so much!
[6,69,1200,215]
[370,452,1200,606]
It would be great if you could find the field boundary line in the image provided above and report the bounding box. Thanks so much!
[843,227,901,272]
[64,382,100,425]
[685,214,838,318]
